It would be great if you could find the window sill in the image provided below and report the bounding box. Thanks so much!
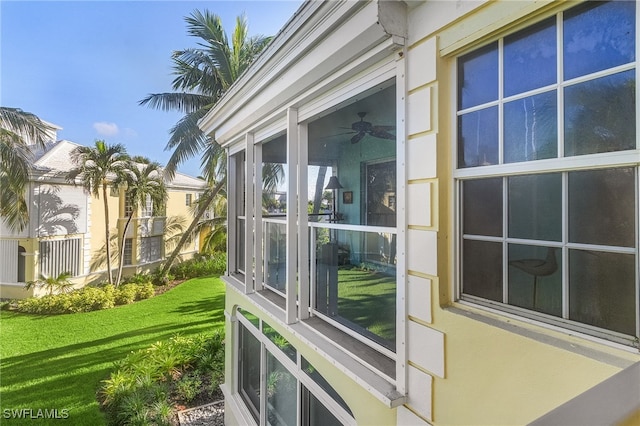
[223,276,405,408]
[449,301,640,366]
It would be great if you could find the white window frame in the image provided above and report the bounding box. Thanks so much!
[235,311,357,426]
[453,2,640,346]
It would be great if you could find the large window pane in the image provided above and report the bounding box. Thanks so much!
[569,168,636,247]
[266,351,296,426]
[504,17,556,96]
[462,239,503,302]
[564,1,635,80]
[239,323,261,422]
[564,70,636,156]
[504,92,557,163]
[508,173,561,241]
[314,228,396,349]
[463,178,503,237]
[301,358,352,416]
[458,106,499,168]
[458,42,498,109]
[307,84,396,227]
[508,244,562,317]
[569,250,636,336]
[303,387,344,426]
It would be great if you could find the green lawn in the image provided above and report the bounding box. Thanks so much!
[337,266,396,345]
[0,277,225,425]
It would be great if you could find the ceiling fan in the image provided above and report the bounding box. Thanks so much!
[345,112,395,144]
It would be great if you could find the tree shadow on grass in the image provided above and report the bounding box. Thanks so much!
[0,320,216,424]
[169,291,225,319]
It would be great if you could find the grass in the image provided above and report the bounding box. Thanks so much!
[336,266,396,344]
[0,277,225,425]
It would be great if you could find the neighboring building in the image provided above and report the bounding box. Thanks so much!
[198,1,640,425]
[0,131,206,299]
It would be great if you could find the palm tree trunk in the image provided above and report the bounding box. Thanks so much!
[115,214,134,287]
[160,179,225,276]
[102,182,113,285]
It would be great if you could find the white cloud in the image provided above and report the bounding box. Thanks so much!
[93,122,119,136]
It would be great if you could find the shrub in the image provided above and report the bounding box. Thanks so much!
[67,287,115,312]
[135,283,155,300]
[15,282,156,315]
[169,252,226,280]
[175,372,202,402]
[99,333,225,424]
[114,284,137,305]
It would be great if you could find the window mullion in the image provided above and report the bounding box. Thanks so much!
[498,38,505,165]
[557,12,565,159]
[561,171,569,319]
[503,176,509,304]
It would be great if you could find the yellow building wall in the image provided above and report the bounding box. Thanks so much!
[165,188,199,257]
[403,1,640,425]
[86,189,121,282]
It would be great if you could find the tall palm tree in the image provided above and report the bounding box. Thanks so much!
[140,10,272,274]
[67,140,129,285]
[0,107,51,231]
[139,10,271,180]
[112,160,167,286]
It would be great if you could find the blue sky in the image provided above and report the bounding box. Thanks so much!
[1,0,302,177]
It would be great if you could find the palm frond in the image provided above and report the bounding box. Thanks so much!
[0,107,52,149]
[138,92,214,114]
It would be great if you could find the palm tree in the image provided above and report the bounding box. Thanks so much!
[112,161,167,286]
[67,140,129,285]
[25,272,74,296]
[0,107,52,231]
[140,10,272,275]
[139,10,271,179]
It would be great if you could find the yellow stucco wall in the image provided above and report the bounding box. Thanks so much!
[405,1,640,424]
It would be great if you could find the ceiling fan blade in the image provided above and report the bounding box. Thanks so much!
[370,128,396,140]
[351,132,365,144]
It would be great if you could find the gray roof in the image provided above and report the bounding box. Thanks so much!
[31,140,205,190]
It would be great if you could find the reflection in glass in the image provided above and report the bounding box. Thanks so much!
[458,42,499,109]
[504,17,556,96]
[263,321,296,362]
[563,1,635,80]
[462,178,503,237]
[569,250,636,336]
[314,228,396,349]
[238,307,260,328]
[237,217,245,273]
[569,168,636,248]
[303,387,343,426]
[239,323,261,422]
[267,351,296,426]
[504,92,557,163]
[264,220,287,292]
[508,244,561,317]
[564,70,636,156]
[301,358,353,416]
[462,239,502,302]
[458,106,499,168]
[508,173,561,241]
